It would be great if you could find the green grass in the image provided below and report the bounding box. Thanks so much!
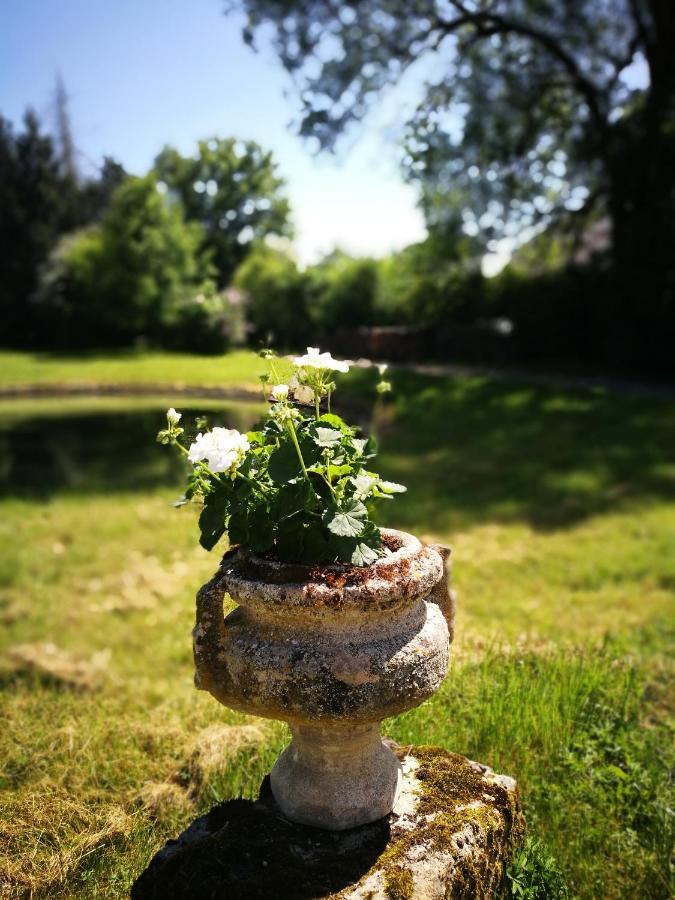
[0,349,291,389]
[0,354,673,898]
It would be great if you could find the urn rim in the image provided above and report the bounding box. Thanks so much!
[215,527,444,611]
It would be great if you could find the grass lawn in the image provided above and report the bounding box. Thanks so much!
[0,353,673,898]
[0,349,291,391]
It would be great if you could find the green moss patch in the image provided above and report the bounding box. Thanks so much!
[132,746,523,899]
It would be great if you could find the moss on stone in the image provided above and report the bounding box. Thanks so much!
[384,866,415,899]
[132,746,523,899]
[364,746,525,899]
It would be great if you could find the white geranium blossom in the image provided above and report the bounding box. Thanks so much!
[271,384,289,401]
[288,375,315,405]
[294,384,316,404]
[166,407,182,425]
[292,347,350,374]
[377,363,388,376]
[188,427,250,473]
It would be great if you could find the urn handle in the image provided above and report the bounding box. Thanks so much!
[427,543,456,644]
[193,555,236,706]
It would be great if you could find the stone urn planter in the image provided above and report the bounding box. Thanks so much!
[193,528,454,830]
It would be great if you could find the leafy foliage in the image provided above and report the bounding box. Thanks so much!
[233,0,675,273]
[505,837,570,899]
[0,107,128,349]
[162,352,404,565]
[306,251,379,332]
[154,138,292,286]
[188,410,399,564]
[35,175,219,349]
[233,244,311,348]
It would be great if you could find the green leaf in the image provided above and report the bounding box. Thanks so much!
[379,480,407,494]
[276,514,305,561]
[268,441,302,483]
[227,514,248,546]
[298,434,322,466]
[198,495,228,550]
[327,464,353,480]
[318,413,350,432]
[351,541,381,566]
[302,522,334,564]
[248,513,275,554]
[350,524,382,566]
[322,499,367,537]
[351,474,378,498]
[276,480,315,519]
[313,426,343,448]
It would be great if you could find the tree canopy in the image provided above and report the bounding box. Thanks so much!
[0,108,127,345]
[154,137,292,285]
[36,175,216,348]
[233,1,675,273]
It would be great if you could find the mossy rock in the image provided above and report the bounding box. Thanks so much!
[132,745,524,900]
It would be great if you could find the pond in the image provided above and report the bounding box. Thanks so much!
[0,396,265,498]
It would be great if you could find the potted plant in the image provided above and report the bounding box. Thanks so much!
[158,349,453,830]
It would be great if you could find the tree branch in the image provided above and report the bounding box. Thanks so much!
[433,4,608,132]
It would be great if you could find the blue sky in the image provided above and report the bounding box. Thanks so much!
[1,0,429,264]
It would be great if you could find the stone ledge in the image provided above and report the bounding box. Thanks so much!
[132,745,524,900]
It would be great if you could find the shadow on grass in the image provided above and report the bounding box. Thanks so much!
[1,372,673,530]
[371,372,675,533]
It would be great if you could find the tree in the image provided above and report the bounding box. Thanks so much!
[36,175,217,348]
[77,157,127,224]
[306,251,379,332]
[232,0,675,276]
[377,237,484,326]
[233,243,310,348]
[0,110,74,342]
[0,107,128,347]
[154,138,292,286]
[53,73,78,185]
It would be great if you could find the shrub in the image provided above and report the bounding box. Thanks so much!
[34,175,220,350]
[505,837,570,900]
[306,252,379,332]
[233,244,310,349]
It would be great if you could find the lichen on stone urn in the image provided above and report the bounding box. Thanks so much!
[192,528,454,830]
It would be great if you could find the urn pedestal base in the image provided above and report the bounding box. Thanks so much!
[270,723,402,830]
[132,745,524,900]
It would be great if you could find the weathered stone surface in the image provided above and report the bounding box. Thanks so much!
[271,723,403,830]
[193,529,453,725]
[192,529,455,829]
[132,745,524,900]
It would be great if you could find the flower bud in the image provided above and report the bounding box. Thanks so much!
[271,383,289,402]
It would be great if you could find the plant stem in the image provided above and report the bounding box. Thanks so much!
[235,470,269,494]
[287,419,309,480]
[315,395,321,420]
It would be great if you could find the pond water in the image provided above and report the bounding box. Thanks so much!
[0,397,264,497]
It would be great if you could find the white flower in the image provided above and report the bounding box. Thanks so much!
[166,407,182,425]
[188,427,250,473]
[271,383,289,402]
[377,363,388,376]
[288,375,315,405]
[292,347,350,374]
[294,384,315,404]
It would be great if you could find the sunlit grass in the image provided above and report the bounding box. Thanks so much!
[0,349,291,389]
[0,359,673,897]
